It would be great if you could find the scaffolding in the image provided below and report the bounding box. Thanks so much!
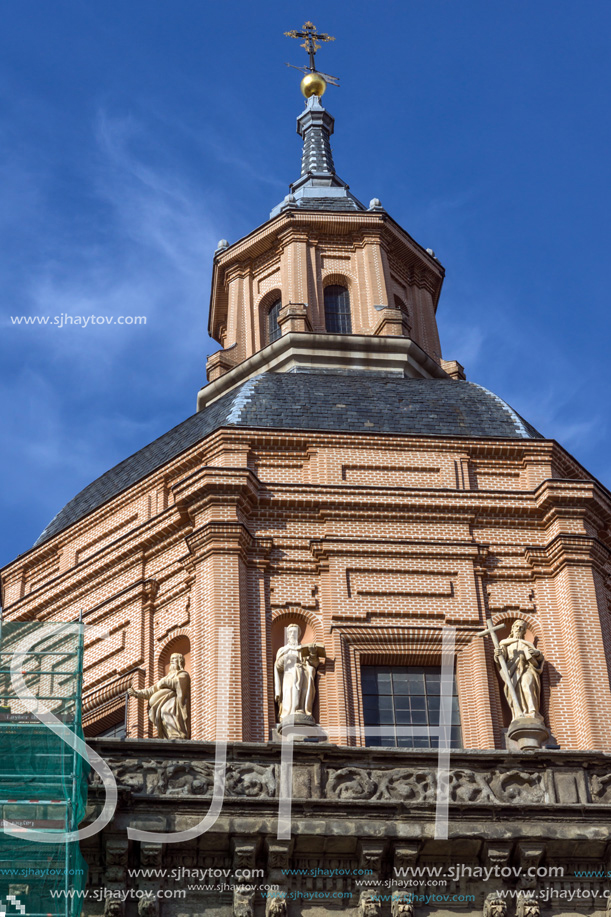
[0,620,89,917]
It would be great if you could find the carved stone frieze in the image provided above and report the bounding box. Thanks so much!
[590,772,611,802]
[93,758,275,798]
[137,896,159,917]
[324,766,545,805]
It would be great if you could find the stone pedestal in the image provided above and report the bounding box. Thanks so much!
[274,714,328,742]
[507,715,549,751]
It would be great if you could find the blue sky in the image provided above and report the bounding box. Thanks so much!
[1,0,610,570]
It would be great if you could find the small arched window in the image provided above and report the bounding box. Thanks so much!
[394,295,411,331]
[267,299,282,344]
[324,285,352,334]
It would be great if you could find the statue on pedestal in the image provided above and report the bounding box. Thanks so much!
[128,653,190,740]
[274,624,325,731]
[477,618,548,750]
[495,620,544,719]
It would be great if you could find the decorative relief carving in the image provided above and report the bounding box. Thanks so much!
[359,889,382,917]
[392,890,415,917]
[590,772,611,802]
[92,755,598,810]
[137,896,159,917]
[265,890,287,916]
[483,893,508,917]
[226,763,276,798]
[93,759,276,799]
[516,894,540,917]
[325,767,544,805]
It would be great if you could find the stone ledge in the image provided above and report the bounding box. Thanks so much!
[197,332,449,412]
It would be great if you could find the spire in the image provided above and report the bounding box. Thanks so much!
[297,94,336,176]
[271,21,366,218]
[270,95,366,217]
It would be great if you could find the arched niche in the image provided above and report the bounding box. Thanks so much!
[158,634,191,678]
[270,612,324,726]
[270,613,318,662]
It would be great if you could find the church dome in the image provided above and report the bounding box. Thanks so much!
[34,371,541,547]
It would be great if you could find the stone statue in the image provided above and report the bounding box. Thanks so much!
[494,620,544,719]
[128,653,190,740]
[274,624,325,728]
[234,885,255,917]
[265,890,287,916]
[359,889,382,917]
[104,901,124,917]
[392,889,415,917]
[517,895,540,917]
[483,893,508,917]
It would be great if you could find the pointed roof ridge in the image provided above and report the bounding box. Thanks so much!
[270,95,366,217]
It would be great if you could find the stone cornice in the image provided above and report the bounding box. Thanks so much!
[171,466,261,520]
[197,331,449,412]
[88,739,611,837]
[526,533,611,577]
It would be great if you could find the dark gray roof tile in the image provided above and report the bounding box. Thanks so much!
[33,372,542,547]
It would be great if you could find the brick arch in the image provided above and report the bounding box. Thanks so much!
[393,294,411,329]
[490,611,543,648]
[270,607,322,648]
[257,288,282,347]
[157,631,191,679]
[321,271,355,290]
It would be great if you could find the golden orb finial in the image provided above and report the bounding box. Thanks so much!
[301,72,327,98]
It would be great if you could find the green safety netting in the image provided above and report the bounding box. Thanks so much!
[0,620,89,917]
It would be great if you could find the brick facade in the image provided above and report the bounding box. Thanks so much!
[3,426,611,752]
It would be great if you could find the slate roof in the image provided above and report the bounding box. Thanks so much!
[293,196,364,212]
[271,95,367,217]
[34,371,542,548]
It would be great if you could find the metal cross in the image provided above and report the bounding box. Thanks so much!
[284,21,335,72]
[476,617,523,715]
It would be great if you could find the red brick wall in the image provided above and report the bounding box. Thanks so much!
[2,429,610,751]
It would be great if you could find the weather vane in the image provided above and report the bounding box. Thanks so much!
[284,21,339,98]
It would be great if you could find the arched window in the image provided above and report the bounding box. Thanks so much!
[267,299,282,344]
[324,285,352,334]
[394,295,411,331]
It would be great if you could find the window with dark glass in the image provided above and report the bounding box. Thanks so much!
[324,284,352,334]
[361,665,462,748]
[97,717,127,739]
[85,710,126,739]
[267,299,282,343]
